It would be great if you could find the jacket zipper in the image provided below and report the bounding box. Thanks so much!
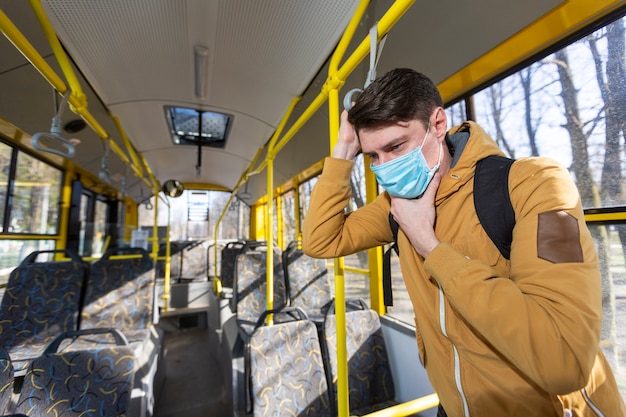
[438,284,470,417]
[581,387,605,417]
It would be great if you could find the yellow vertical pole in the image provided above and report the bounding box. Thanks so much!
[328,87,349,417]
[327,1,371,415]
[56,169,74,253]
[365,157,384,314]
[266,158,275,324]
[153,197,168,313]
[163,202,171,314]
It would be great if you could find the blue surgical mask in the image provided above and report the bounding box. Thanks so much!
[370,122,442,199]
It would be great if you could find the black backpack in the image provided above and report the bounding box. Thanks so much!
[383,155,515,306]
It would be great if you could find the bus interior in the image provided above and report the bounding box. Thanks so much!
[0,0,625,416]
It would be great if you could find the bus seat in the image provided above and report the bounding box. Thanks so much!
[246,307,331,417]
[14,329,135,417]
[232,242,287,338]
[179,240,207,279]
[0,249,87,373]
[322,299,397,416]
[0,345,15,415]
[80,247,154,331]
[282,239,333,324]
[69,248,163,417]
[220,241,246,289]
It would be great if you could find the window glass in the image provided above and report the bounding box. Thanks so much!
[0,239,55,286]
[0,142,11,232]
[299,176,318,218]
[472,17,626,208]
[281,189,296,245]
[445,99,467,127]
[138,189,249,242]
[78,194,90,256]
[166,106,232,148]
[588,223,626,399]
[13,151,61,234]
[92,199,108,256]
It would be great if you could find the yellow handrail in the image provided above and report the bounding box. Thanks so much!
[1,3,148,185]
[360,393,440,417]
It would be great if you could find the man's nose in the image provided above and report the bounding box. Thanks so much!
[377,153,393,165]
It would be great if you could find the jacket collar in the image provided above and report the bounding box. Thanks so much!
[436,121,505,203]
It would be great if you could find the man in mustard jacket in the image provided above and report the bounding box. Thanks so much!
[303,68,625,416]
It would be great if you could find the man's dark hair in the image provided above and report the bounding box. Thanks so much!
[347,68,443,132]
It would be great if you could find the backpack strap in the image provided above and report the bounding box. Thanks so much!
[382,213,399,307]
[473,155,515,259]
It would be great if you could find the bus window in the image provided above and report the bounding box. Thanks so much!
[472,16,626,209]
[445,99,468,128]
[299,176,318,217]
[0,239,56,286]
[91,199,108,257]
[588,224,626,393]
[281,189,296,246]
[138,189,250,242]
[0,142,9,232]
[12,152,62,235]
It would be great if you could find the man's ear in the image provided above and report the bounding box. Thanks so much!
[433,107,448,140]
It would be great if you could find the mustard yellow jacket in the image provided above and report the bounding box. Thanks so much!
[303,122,625,416]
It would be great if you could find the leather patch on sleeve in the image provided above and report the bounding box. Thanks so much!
[537,210,584,263]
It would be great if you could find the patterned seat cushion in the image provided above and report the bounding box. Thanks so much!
[323,309,397,415]
[0,346,14,415]
[234,249,286,337]
[249,319,331,417]
[81,251,154,331]
[15,346,135,417]
[0,259,85,372]
[283,243,332,323]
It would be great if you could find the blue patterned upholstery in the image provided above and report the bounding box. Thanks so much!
[233,244,286,337]
[179,240,208,279]
[0,250,86,372]
[323,306,397,415]
[0,345,14,415]
[81,247,154,331]
[15,345,135,416]
[283,240,332,323]
[248,315,331,417]
[75,248,161,416]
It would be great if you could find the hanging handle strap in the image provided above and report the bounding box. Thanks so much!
[31,90,76,158]
[343,24,387,111]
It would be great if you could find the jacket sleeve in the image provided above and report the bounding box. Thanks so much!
[424,157,602,395]
[302,157,392,258]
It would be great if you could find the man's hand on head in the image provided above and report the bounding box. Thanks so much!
[332,110,361,160]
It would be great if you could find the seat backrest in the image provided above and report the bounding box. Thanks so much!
[247,308,331,417]
[233,242,286,337]
[0,345,14,415]
[81,247,154,331]
[220,240,246,288]
[179,240,207,279]
[0,249,86,372]
[15,345,135,416]
[283,240,332,322]
[323,301,396,415]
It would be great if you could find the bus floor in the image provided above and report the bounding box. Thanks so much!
[154,315,231,417]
